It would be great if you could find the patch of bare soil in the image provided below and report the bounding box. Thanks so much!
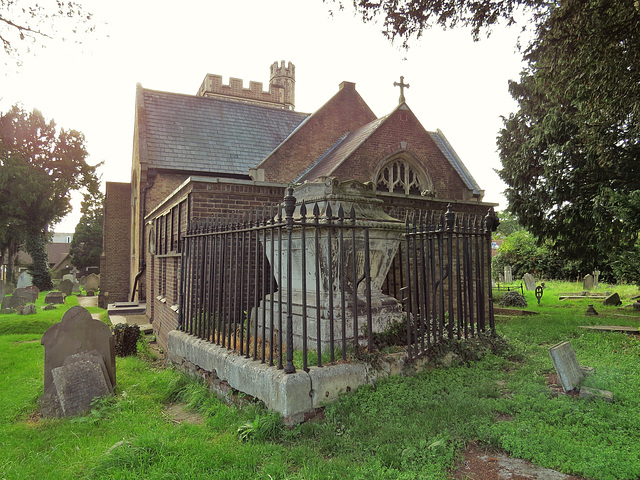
[162,403,204,425]
[451,442,585,480]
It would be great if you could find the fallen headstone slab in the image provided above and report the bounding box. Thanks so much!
[19,304,37,315]
[493,308,539,316]
[579,325,639,334]
[42,304,57,311]
[579,386,614,403]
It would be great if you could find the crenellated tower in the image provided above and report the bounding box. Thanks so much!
[196,61,295,110]
[269,60,295,110]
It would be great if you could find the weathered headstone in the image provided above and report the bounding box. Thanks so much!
[44,291,65,304]
[583,274,594,291]
[523,273,536,291]
[25,285,39,299]
[13,287,38,303]
[86,274,100,292]
[62,273,74,283]
[79,276,87,286]
[40,306,115,418]
[59,278,74,296]
[593,270,600,287]
[51,352,113,417]
[603,293,622,306]
[16,271,33,288]
[549,341,584,392]
[2,295,26,310]
[504,266,513,284]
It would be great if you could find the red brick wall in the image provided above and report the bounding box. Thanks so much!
[259,82,377,184]
[100,182,132,308]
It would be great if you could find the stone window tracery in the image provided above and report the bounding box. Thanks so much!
[376,159,424,195]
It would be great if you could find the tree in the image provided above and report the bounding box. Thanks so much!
[497,0,640,278]
[0,105,100,289]
[1,0,94,64]
[325,0,548,46]
[69,191,104,270]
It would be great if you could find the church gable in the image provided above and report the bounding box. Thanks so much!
[257,81,377,184]
[296,103,483,201]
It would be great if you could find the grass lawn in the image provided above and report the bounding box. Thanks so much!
[1,282,639,479]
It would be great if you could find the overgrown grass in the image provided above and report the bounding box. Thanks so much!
[1,283,640,479]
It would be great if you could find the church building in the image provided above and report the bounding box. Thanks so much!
[100,61,495,350]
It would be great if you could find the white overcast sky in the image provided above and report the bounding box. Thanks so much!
[0,0,526,232]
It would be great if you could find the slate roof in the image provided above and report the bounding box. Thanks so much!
[428,130,482,195]
[140,88,309,176]
[295,116,388,183]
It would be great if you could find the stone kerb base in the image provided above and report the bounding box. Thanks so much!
[167,330,426,425]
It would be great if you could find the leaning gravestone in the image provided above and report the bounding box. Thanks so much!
[523,273,536,291]
[583,274,595,291]
[40,306,116,418]
[603,293,622,306]
[86,274,100,292]
[16,271,33,288]
[59,278,74,296]
[549,341,584,392]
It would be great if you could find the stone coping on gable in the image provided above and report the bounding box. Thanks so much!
[167,330,427,425]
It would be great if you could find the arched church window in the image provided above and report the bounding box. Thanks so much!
[376,159,423,195]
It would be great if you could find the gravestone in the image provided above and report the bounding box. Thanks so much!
[523,273,536,291]
[71,267,80,283]
[16,271,33,288]
[549,341,584,392]
[603,293,622,306]
[79,276,87,286]
[45,291,65,304]
[63,273,74,283]
[86,274,100,292]
[40,306,115,418]
[25,285,39,299]
[13,287,38,303]
[2,295,26,310]
[593,270,600,287]
[59,279,74,296]
[504,266,513,284]
[583,274,594,291]
[51,352,113,417]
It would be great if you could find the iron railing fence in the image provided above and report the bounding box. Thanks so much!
[178,188,496,373]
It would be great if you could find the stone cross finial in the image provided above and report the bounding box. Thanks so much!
[393,76,410,104]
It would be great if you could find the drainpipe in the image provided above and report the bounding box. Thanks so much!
[130,177,155,302]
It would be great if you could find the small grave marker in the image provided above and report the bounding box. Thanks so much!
[535,286,544,305]
[523,273,536,291]
[583,274,594,291]
[549,341,584,392]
